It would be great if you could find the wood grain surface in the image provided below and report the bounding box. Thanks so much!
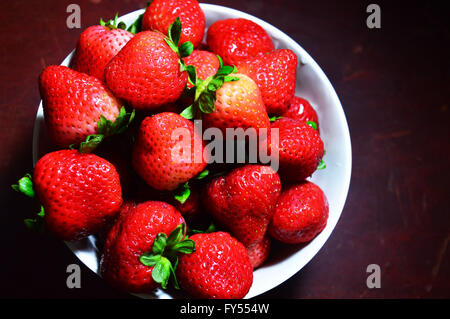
[0,0,448,298]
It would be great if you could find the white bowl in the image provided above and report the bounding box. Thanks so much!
[32,4,352,298]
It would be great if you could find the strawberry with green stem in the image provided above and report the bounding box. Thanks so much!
[12,150,123,241]
[180,57,270,135]
[142,0,205,48]
[101,201,195,292]
[39,65,135,150]
[105,17,193,110]
[73,106,135,153]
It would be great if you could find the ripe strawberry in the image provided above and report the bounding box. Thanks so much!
[270,117,324,182]
[142,0,205,48]
[183,50,220,88]
[31,150,123,241]
[247,236,271,269]
[207,18,274,66]
[71,15,133,81]
[39,65,129,148]
[238,49,298,115]
[132,112,207,191]
[283,96,319,131]
[203,165,281,246]
[177,232,253,299]
[101,201,194,292]
[269,181,329,244]
[105,18,192,110]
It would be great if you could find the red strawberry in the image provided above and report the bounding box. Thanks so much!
[238,49,298,115]
[269,181,329,244]
[203,73,270,133]
[101,201,193,292]
[105,19,191,110]
[183,50,220,88]
[246,236,271,269]
[142,0,205,48]
[269,117,324,182]
[203,165,281,246]
[177,232,253,299]
[32,150,123,241]
[39,65,124,148]
[283,96,319,131]
[71,16,133,81]
[132,112,207,191]
[207,18,274,66]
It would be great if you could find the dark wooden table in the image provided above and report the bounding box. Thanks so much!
[0,0,448,298]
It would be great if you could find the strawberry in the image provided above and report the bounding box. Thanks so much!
[177,231,253,299]
[105,18,192,110]
[132,112,207,191]
[269,117,324,182]
[269,181,329,244]
[101,201,194,292]
[142,0,205,48]
[71,15,133,81]
[39,65,134,149]
[238,49,298,115]
[283,96,320,131]
[19,150,123,241]
[203,165,281,246]
[180,61,270,136]
[247,236,271,269]
[183,50,220,88]
[207,18,274,66]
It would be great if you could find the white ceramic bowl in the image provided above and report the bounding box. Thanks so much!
[32,4,352,298]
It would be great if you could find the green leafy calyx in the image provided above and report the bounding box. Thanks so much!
[12,174,45,232]
[100,13,127,30]
[75,107,135,153]
[164,17,194,72]
[174,182,191,204]
[306,121,318,130]
[180,56,240,120]
[139,223,195,289]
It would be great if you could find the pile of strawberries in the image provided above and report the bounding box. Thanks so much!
[14,0,329,299]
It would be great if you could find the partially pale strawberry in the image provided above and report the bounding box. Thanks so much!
[247,236,271,269]
[180,60,270,136]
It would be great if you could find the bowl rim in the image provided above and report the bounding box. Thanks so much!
[32,3,352,299]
